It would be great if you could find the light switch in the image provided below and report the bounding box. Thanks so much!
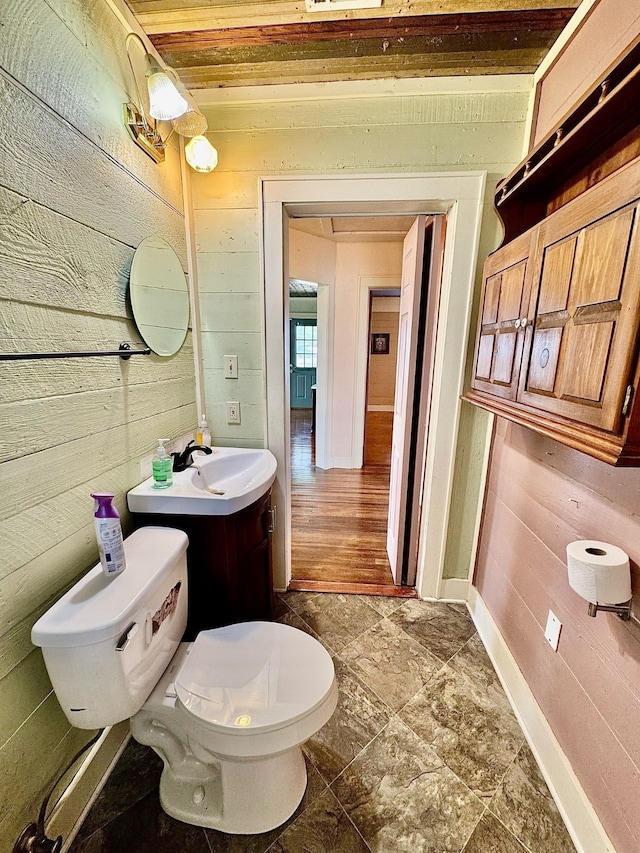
[544,610,562,651]
[224,355,238,378]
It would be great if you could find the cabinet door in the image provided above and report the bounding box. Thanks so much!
[471,231,533,401]
[230,490,274,622]
[518,202,640,431]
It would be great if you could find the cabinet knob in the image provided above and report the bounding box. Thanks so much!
[514,318,521,328]
[521,317,530,327]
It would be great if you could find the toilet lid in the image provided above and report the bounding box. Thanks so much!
[174,622,335,732]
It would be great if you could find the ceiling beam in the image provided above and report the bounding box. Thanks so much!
[130,0,580,35]
[175,49,546,88]
[149,9,575,53]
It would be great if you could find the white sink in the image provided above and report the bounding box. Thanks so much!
[127,447,277,516]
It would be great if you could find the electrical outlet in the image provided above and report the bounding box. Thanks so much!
[226,401,240,424]
[224,355,238,378]
[544,610,562,651]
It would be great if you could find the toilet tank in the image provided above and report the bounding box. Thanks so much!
[32,527,188,730]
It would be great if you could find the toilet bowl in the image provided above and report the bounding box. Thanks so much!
[31,527,337,835]
[131,621,337,833]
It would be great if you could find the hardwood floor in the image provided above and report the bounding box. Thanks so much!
[290,409,412,592]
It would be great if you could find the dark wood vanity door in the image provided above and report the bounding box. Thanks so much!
[518,202,640,431]
[226,490,274,624]
[132,489,274,640]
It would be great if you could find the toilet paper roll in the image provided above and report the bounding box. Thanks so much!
[566,540,632,604]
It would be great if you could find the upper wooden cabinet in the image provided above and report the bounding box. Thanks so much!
[467,155,640,466]
[466,37,640,465]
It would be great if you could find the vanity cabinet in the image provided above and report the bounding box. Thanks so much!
[132,489,274,639]
[465,41,640,466]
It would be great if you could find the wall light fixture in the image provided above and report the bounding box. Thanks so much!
[123,32,218,173]
[185,136,219,172]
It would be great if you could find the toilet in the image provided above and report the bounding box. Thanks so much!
[31,527,338,834]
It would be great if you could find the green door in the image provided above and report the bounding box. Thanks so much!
[290,319,317,408]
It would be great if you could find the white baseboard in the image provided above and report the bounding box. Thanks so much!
[47,722,130,852]
[322,456,356,469]
[467,587,616,853]
[437,577,470,601]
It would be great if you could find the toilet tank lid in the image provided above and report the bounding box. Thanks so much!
[31,527,188,649]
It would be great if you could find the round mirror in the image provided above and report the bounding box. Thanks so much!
[129,236,189,356]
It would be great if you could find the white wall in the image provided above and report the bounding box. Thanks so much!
[331,242,403,461]
[289,228,337,287]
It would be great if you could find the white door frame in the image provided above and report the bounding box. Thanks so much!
[315,282,333,470]
[261,172,486,599]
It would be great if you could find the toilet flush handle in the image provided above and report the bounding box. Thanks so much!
[115,622,139,652]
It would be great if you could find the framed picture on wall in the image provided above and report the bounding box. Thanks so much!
[371,333,390,354]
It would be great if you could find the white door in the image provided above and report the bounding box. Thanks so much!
[386,215,427,583]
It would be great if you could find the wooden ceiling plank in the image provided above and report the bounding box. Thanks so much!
[176,50,545,88]
[129,0,580,36]
[149,9,574,53]
[157,29,563,70]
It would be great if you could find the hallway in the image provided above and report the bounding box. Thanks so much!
[290,410,397,589]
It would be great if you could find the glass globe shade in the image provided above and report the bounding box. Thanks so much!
[146,70,188,121]
[185,136,218,173]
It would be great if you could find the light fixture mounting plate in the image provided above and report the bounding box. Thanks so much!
[123,102,165,164]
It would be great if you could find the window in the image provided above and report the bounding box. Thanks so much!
[293,322,317,368]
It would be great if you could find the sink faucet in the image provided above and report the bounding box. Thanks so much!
[171,440,212,472]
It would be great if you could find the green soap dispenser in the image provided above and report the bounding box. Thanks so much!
[152,438,173,489]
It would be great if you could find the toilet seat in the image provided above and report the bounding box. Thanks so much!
[175,621,335,733]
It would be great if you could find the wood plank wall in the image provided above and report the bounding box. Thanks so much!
[0,1,195,846]
[475,9,640,849]
[192,83,530,573]
[474,419,640,852]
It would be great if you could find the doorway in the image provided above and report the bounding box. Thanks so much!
[261,173,486,600]
[289,407,397,590]
[288,217,407,590]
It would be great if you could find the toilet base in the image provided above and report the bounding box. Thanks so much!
[157,745,307,834]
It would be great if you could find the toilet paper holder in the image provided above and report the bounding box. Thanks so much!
[566,541,633,621]
[586,600,632,620]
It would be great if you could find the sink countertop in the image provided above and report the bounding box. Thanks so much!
[127,446,277,517]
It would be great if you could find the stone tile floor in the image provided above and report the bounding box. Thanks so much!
[69,592,577,853]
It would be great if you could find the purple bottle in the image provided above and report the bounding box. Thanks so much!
[91,493,126,577]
